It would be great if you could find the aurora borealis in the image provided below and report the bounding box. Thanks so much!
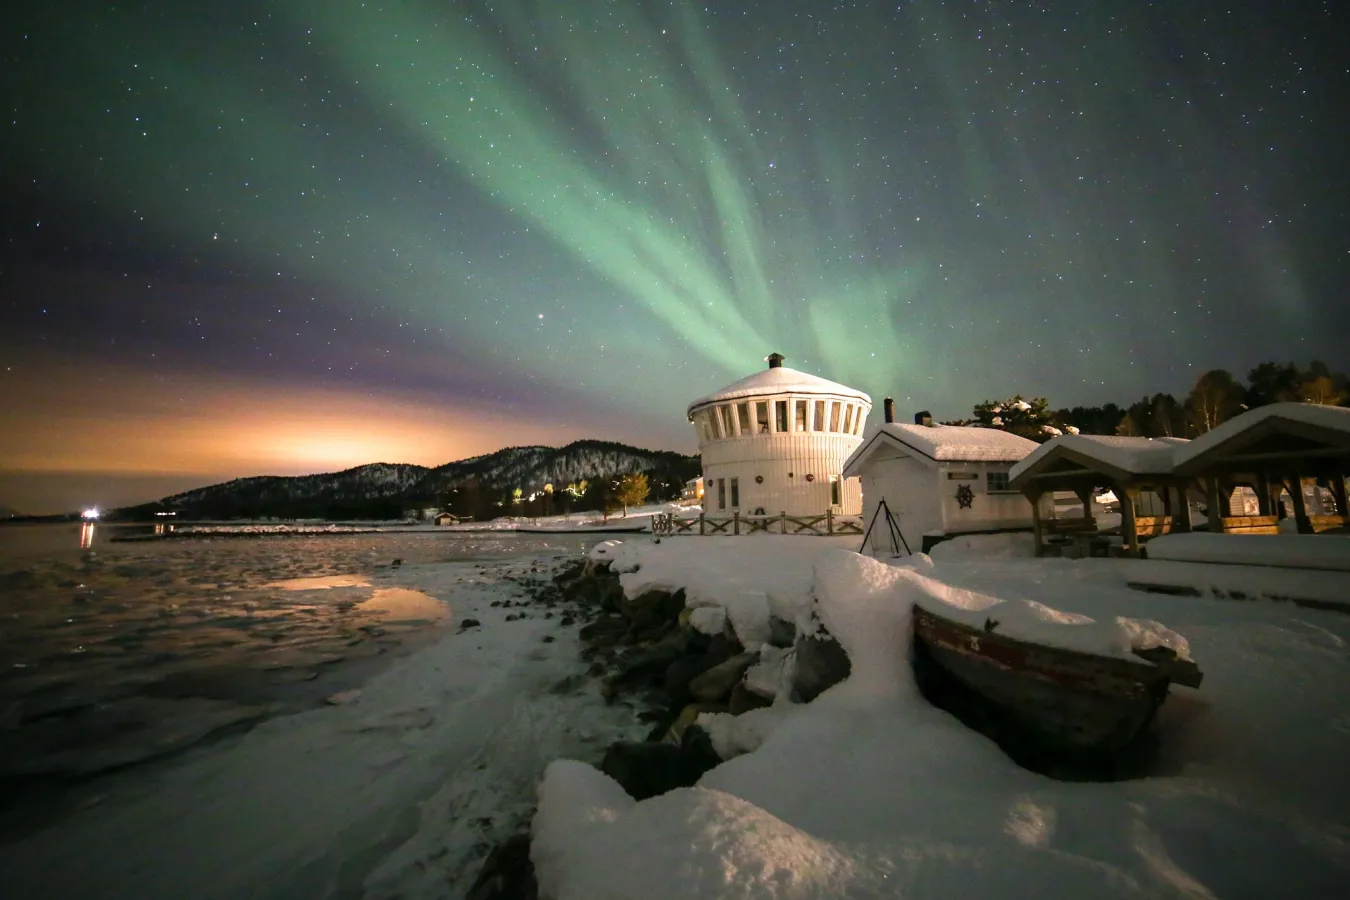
[2,0,1346,513]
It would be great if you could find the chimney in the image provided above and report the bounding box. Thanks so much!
[883,398,895,424]
[915,410,933,427]
[767,352,784,369]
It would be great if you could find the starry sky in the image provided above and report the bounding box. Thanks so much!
[1,0,1346,514]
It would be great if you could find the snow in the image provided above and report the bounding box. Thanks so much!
[845,423,1039,474]
[1147,532,1350,572]
[535,538,1350,899]
[927,531,1035,560]
[1172,402,1350,470]
[685,364,870,415]
[1011,434,1190,481]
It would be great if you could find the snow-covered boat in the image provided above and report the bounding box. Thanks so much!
[911,603,1203,755]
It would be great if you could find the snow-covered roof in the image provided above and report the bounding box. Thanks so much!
[1172,402,1350,471]
[1010,434,1189,483]
[842,423,1039,475]
[687,365,870,417]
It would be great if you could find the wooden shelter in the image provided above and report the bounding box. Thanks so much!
[1008,435,1192,557]
[1171,403,1350,535]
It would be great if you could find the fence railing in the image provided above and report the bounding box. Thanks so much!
[652,511,863,537]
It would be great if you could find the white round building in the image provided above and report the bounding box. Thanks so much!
[687,353,872,517]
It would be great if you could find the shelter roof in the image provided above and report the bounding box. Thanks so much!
[843,423,1038,476]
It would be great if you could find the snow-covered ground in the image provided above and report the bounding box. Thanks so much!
[537,537,1350,899]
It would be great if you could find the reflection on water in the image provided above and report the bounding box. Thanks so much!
[265,574,372,590]
[357,587,450,623]
[79,522,95,550]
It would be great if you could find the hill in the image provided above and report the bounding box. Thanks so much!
[119,440,699,521]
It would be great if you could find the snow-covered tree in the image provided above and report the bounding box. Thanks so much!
[971,395,1063,442]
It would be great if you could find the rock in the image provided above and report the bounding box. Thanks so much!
[559,615,575,627]
[792,631,851,703]
[325,689,361,705]
[663,653,725,703]
[687,606,727,636]
[687,652,758,703]
[460,618,482,630]
[725,591,773,647]
[768,615,797,648]
[541,635,555,643]
[466,832,537,900]
[618,588,686,632]
[610,632,691,691]
[744,646,793,700]
[729,681,773,715]
[662,702,726,744]
[578,615,627,646]
[599,728,722,801]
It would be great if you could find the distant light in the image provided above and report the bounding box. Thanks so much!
[82,508,100,520]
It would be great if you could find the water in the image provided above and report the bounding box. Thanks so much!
[0,523,608,801]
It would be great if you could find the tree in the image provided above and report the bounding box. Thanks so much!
[615,472,649,516]
[1186,370,1245,435]
[1297,361,1348,405]
[1245,361,1301,408]
[1056,402,1125,435]
[972,395,1063,442]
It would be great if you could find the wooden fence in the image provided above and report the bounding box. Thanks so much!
[652,511,863,537]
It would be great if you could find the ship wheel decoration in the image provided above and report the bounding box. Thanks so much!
[955,484,975,509]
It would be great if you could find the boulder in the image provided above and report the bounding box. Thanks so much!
[466,832,537,900]
[768,615,797,648]
[687,651,758,703]
[610,631,690,688]
[599,727,722,801]
[618,588,686,632]
[663,653,725,702]
[729,681,773,715]
[661,702,726,745]
[791,631,851,703]
[578,615,627,647]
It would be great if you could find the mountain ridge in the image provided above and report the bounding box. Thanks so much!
[121,439,700,520]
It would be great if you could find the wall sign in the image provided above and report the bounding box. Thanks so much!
[946,472,979,481]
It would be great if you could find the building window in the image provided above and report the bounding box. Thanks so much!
[719,404,734,437]
[695,411,712,442]
[831,475,841,506]
[775,400,789,432]
[987,471,1014,493]
[710,408,723,439]
[843,404,854,434]
[813,400,826,431]
[737,402,751,434]
[795,400,808,432]
[855,408,865,434]
[755,401,770,433]
[717,478,726,510]
[729,477,739,508]
[829,401,841,432]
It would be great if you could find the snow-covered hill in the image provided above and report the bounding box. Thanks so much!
[133,441,698,520]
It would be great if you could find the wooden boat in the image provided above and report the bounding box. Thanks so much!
[911,604,1202,755]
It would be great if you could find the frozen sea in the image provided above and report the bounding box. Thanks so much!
[0,522,644,899]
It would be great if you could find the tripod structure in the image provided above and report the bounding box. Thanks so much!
[859,498,911,556]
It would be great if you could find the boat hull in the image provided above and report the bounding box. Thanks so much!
[912,605,1198,754]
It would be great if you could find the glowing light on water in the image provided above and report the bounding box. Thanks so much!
[81,507,100,520]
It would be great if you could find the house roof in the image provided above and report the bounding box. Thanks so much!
[687,365,870,417]
[1009,434,1188,485]
[1171,402,1350,473]
[842,423,1039,476]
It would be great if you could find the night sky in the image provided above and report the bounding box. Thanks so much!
[2,1,1346,513]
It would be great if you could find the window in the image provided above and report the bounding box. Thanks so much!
[729,477,739,508]
[813,400,826,431]
[695,411,712,442]
[719,405,734,437]
[775,400,789,432]
[987,471,1014,493]
[829,401,841,432]
[710,408,723,439]
[737,402,751,434]
[843,404,854,434]
[755,401,770,433]
[830,475,841,506]
[795,400,808,432]
[717,478,726,510]
[855,409,865,434]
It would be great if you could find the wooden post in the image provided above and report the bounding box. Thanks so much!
[1120,484,1141,555]
[1254,472,1273,516]
[1330,473,1349,517]
[1204,477,1224,533]
[699,513,706,536]
[827,508,834,534]
[1028,489,1045,558]
[780,511,787,534]
[1074,486,1095,526]
[733,510,740,535]
[1289,473,1313,534]
[1171,483,1193,533]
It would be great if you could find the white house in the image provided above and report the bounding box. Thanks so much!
[842,405,1040,554]
[687,353,871,517]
